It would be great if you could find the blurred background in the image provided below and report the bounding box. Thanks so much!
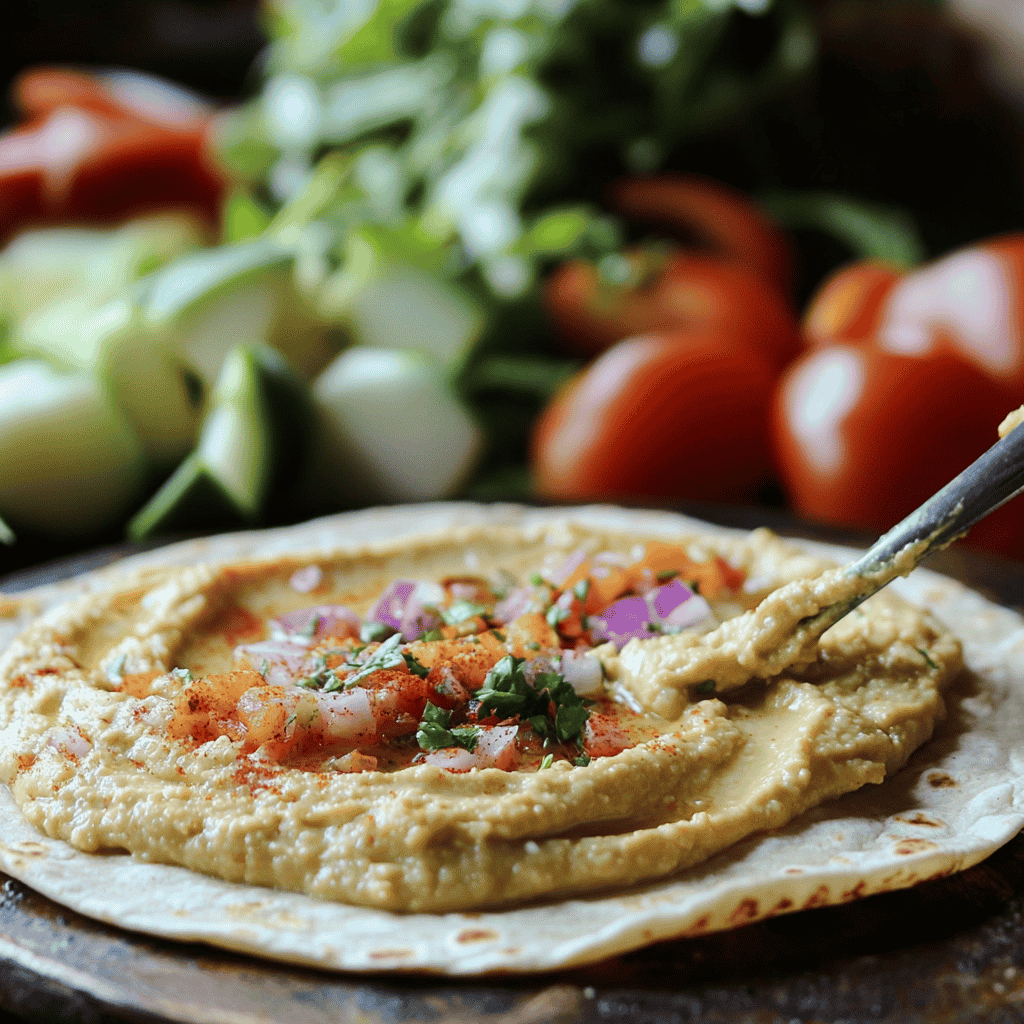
[3,0,1024,574]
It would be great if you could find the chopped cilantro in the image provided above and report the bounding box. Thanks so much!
[574,753,591,767]
[546,604,569,627]
[169,667,193,685]
[299,614,321,639]
[475,655,592,746]
[421,628,444,642]
[539,754,554,770]
[526,640,541,651]
[360,621,394,643]
[403,652,430,678]
[416,702,480,752]
[917,647,938,671]
[695,679,716,695]
[492,630,506,642]
[442,601,487,625]
[339,633,405,688]
[656,569,679,582]
[259,658,269,677]
[529,573,545,587]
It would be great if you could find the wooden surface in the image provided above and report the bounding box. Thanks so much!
[3,522,1024,1024]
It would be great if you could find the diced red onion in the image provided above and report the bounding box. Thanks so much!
[289,565,323,593]
[540,548,588,588]
[47,726,91,758]
[492,586,540,625]
[648,578,695,619]
[311,687,376,743]
[235,639,314,685]
[661,593,713,630]
[423,725,520,771]
[449,581,480,602]
[560,649,604,695]
[272,605,360,642]
[587,595,659,647]
[582,712,631,758]
[367,580,444,640]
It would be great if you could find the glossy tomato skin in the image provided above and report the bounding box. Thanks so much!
[609,175,794,297]
[771,342,1024,559]
[0,68,223,240]
[544,252,801,366]
[802,260,904,348]
[871,234,1024,398]
[532,329,778,505]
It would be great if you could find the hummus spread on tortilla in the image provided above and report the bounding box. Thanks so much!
[0,520,960,913]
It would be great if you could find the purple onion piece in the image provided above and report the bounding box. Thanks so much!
[272,605,361,642]
[235,640,312,686]
[541,548,588,588]
[289,565,322,593]
[492,586,538,625]
[587,595,659,647]
[660,593,713,630]
[648,579,696,620]
[367,580,417,633]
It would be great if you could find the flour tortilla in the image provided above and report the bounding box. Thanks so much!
[1,502,1023,975]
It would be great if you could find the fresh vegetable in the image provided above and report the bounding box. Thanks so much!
[0,67,224,240]
[0,360,148,539]
[128,344,313,540]
[532,329,778,504]
[303,347,485,506]
[771,343,1024,559]
[608,175,795,296]
[543,248,801,364]
[802,260,903,349]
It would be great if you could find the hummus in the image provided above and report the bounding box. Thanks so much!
[0,519,961,913]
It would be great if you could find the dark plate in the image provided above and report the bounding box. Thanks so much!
[3,512,1024,1024]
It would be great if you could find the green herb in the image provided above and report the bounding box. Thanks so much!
[695,679,716,695]
[573,578,591,601]
[491,630,506,642]
[169,667,193,685]
[529,573,545,587]
[656,569,679,582]
[360,621,394,643]
[338,633,405,689]
[526,640,541,651]
[416,702,480,752]
[403,652,430,678]
[259,658,269,677]
[421,628,444,642]
[917,647,938,671]
[442,601,487,625]
[546,604,569,627]
[475,655,592,746]
[539,754,554,770]
[299,614,321,640]
[574,753,591,767]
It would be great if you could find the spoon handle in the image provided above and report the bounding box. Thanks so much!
[805,420,1024,636]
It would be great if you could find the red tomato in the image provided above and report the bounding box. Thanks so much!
[544,250,801,366]
[609,175,793,297]
[802,260,904,348]
[871,235,1024,398]
[771,343,1024,559]
[0,67,224,239]
[532,329,778,505]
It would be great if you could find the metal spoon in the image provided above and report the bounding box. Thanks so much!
[800,417,1024,640]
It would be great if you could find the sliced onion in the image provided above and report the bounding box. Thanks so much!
[367,579,444,640]
[648,578,694,619]
[423,725,520,771]
[560,649,604,695]
[661,593,713,630]
[541,548,588,588]
[289,565,323,593]
[492,586,540,625]
[235,639,313,685]
[587,595,659,647]
[272,605,360,642]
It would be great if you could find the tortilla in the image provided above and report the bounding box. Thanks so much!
[1,503,1023,974]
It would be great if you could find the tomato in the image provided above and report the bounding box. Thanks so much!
[871,235,1024,397]
[609,175,793,297]
[544,250,801,365]
[532,329,778,504]
[802,260,903,348]
[0,67,224,240]
[771,342,1024,559]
